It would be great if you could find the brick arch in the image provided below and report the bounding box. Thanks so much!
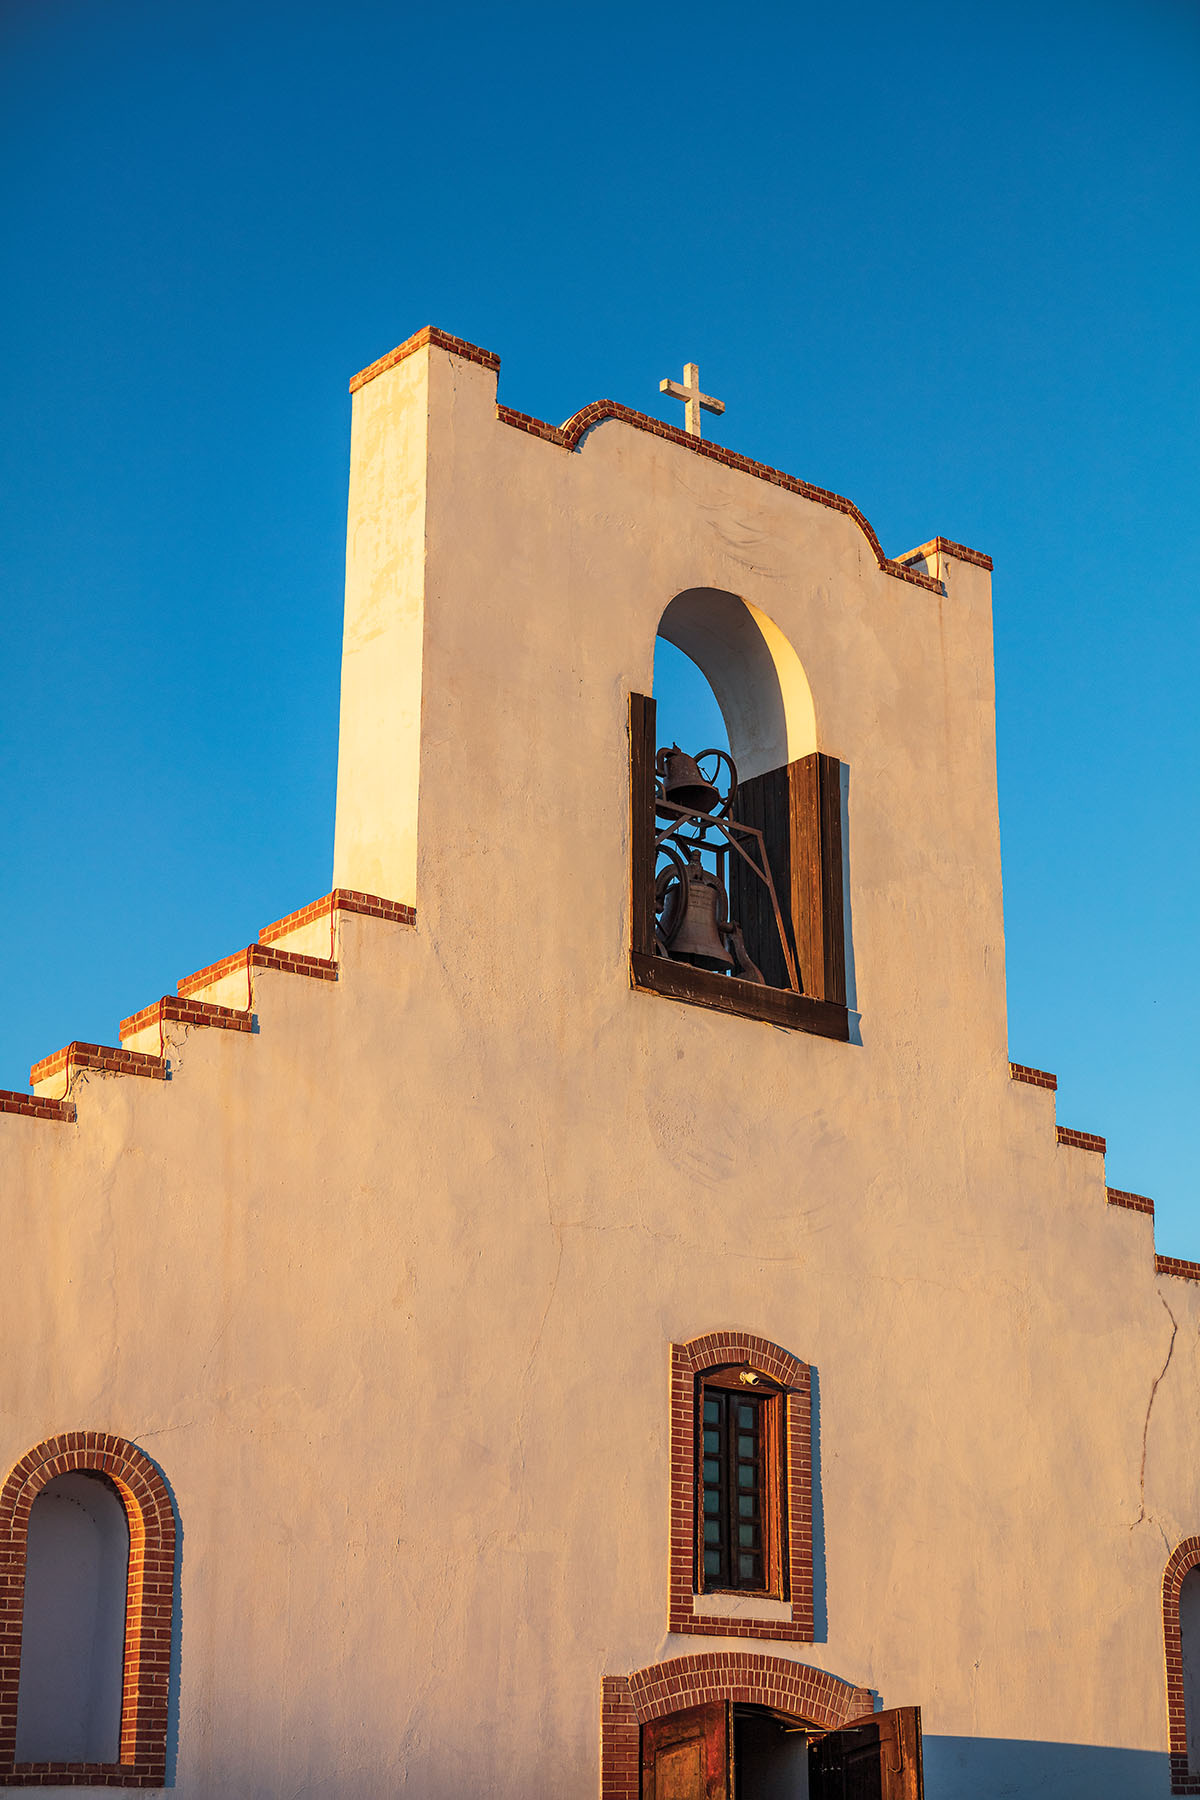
[0,1432,177,1787]
[670,1331,813,1641]
[601,1652,873,1799]
[1164,1537,1200,1794]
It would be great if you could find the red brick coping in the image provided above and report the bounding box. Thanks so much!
[120,994,253,1041]
[29,1042,166,1088]
[1157,1256,1200,1285]
[601,1654,872,1800]
[177,941,336,1000]
[258,888,415,945]
[1009,1061,1058,1091]
[1056,1125,1106,1155]
[669,1333,813,1644]
[0,1433,176,1787]
[347,327,992,595]
[1108,1187,1155,1217]
[899,535,994,573]
[1164,1540,1200,1791]
[0,1090,74,1123]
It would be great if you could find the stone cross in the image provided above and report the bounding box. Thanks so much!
[659,363,725,439]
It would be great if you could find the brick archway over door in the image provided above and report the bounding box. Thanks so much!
[0,1432,177,1788]
[601,1651,873,1800]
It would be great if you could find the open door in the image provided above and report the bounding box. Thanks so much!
[808,1707,923,1800]
[642,1701,731,1800]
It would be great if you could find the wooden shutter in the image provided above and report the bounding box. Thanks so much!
[641,1702,731,1800]
[729,752,846,1002]
[808,1706,924,1800]
[630,693,657,958]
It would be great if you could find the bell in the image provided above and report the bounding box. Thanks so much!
[657,745,721,817]
[661,852,734,973]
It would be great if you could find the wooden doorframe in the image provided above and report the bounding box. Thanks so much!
[601,1652,874,1800]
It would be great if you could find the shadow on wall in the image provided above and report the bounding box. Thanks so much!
[923,1736,1168,1799]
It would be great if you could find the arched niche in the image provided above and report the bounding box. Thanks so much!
[656,588,817,781]
[15,1473,129,1763]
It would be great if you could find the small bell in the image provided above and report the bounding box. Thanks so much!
[660,852,734,973]
[656,745,721,817]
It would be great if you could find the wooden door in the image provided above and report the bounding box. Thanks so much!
[808,1707,923,1800]
[642,1702,731,1800]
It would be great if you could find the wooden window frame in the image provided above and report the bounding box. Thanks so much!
[629,693,850,1039]
[669,1333,813,1643]
[0,1433,176,1789]
[696,1370,787,1598]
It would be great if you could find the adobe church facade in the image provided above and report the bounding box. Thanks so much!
[2,325,1199,1797]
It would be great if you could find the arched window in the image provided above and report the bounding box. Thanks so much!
[632,588,851,1038]
[15,1473,129,1763]
[668,1331,814,1643]
[0,1433,176,1788]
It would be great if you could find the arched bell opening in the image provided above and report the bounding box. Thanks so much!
[635,589,848,1025]
[655,588,817,782]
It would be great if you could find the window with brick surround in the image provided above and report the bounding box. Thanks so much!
[669,1333,814,1643]
[0,1433,177,1789]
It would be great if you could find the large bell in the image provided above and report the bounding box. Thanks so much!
[661,852,734,973]
[657,745,721,817]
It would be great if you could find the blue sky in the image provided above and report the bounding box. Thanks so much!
[2,0,1197,1246]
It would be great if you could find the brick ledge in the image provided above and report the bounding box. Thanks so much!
[1010,1061,1058,1091]
[1056,1125,1106,1155]
[259,888,416,945]
[0,1088,75,1123]
[29,1042,166,1087]
[178,943,336,999]
[349,326,499,392]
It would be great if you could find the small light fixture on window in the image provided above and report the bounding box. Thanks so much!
[738,1370,761,1386]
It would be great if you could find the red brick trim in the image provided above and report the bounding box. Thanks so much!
[1158,1256,1200,1285]
[1108,1187,1155,1217]
[258,889,416,946]
[601,1654,872,1800]
[176,942,336,1000]
[119,995,253,1040]
[1009,1061,1058,1091]
[1164,1538,1200,1791]
[669,1333,813,1643]
[0,1433,176,1787]
[0,1090,75,1124]
[29,1043,165,1089]
[898,535,994,572]
[1056,1126,1106,1155]
[350,325,955,594]
[349,326,500,393]
[497,401,942,595]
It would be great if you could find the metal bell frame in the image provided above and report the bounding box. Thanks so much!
[653,746,801,993]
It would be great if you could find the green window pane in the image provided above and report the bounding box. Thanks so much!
[738,1553,758,1580]
[737,1402,755,1427]
[739,1524,758,1547]
[703,1398,721,1425]
[704,1459,720,1484]
[704,1489,720,1515]
[704,1519,721,1545]
[738,1494,756,1517]
[703,1429,720,1453]
[738,1465,755,1488]
[737,1434,756,1457]
[704,1549,722,1576]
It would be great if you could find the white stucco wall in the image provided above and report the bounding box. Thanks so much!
[1,335,1194,1798]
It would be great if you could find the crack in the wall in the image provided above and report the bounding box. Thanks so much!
[1132,1292,1178,1529]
